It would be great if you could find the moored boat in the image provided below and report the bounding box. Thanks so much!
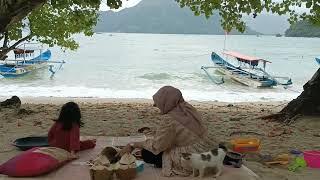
[0,43,64,78]
[201,51,292,88]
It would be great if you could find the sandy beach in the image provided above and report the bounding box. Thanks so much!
[0,97,320,180]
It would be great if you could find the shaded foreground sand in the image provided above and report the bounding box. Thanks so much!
[0,97,320,179]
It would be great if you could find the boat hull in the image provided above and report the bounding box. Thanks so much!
[215,68,275,88]
[0,63,48,78]
[316,57,320,65]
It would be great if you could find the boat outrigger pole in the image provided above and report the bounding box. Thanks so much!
[49,61,65,78]
[201,66,224,84]
[3,59,66,64]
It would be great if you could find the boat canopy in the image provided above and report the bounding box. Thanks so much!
[223,51,271,66]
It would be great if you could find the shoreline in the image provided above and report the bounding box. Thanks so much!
[0,96,290,106]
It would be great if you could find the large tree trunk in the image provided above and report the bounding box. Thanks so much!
[0,34,32,60]
[264,68,320,123]
[0,0,45,33]
[0,0,41,59]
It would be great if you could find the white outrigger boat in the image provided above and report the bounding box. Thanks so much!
[0,43,65,78]
[201,51,292,88]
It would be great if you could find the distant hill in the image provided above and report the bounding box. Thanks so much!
[285,21,320,37]
[244,14,290,35]
[95,0,260,35]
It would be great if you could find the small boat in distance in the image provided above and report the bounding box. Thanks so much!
[0,43,65,78]
[201,51,292,88]
[316,57,320,65]
[275,34,282,37]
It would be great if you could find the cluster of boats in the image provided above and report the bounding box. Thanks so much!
[0,43,318,89]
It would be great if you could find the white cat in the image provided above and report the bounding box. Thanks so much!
[181,145,227,178]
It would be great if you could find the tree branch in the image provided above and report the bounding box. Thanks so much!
[9,34,32,50]
[0,0,46,33]
[0,34,32,60]
[3,31,9,48]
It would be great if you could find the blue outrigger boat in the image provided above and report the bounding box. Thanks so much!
[0,43,65,78]
[201,51,292,88]
[316,57,320,65]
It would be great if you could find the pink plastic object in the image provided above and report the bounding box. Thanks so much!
[303,151,320,168]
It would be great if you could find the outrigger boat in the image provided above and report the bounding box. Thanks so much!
[316,57,320,65]
[0,43,65,78]
[201,51,292,88]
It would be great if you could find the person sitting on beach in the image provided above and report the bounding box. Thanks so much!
[48,102,96,159]
[117,86,218,177]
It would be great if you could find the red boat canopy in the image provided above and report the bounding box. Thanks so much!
[223,51,271,66]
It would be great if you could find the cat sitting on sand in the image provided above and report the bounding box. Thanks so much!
[181,144,227,178]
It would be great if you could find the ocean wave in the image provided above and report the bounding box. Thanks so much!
[138,73,175,80]
[138,72,209,82]
[0,85,299,102]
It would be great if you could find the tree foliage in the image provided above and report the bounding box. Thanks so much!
[175,0,320,32]
[1,0,101,51]
[285,20,320,37]
[1,0,320,57]
[0,0,124,59]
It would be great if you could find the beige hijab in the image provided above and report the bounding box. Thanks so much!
[152,86,207,138]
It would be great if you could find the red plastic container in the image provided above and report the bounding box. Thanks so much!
[303,151,320,168]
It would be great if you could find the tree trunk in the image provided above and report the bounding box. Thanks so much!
[0,0,45,33]
[3,31,9,48]
[0,34,32,60]
[0,51,8,60]
[263,68,320,123]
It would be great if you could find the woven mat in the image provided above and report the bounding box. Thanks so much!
[0,136,259,180]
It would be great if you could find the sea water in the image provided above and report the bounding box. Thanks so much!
[0,33,319,102]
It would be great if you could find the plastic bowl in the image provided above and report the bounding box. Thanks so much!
[223,151,243,168]
[303,151,320,168]
[13,136,48,151]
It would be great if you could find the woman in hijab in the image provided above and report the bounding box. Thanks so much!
[117,86,218,177]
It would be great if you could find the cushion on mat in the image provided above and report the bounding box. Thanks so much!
[0,147,71,177]
[80,140,96,151]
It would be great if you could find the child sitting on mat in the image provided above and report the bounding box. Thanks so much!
[48,102,96,159]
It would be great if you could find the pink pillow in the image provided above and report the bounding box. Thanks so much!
[0,147,71,177]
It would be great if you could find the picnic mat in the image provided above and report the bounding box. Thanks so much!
[0,136,260,180]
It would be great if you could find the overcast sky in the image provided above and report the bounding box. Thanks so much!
[99,0,142,11]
